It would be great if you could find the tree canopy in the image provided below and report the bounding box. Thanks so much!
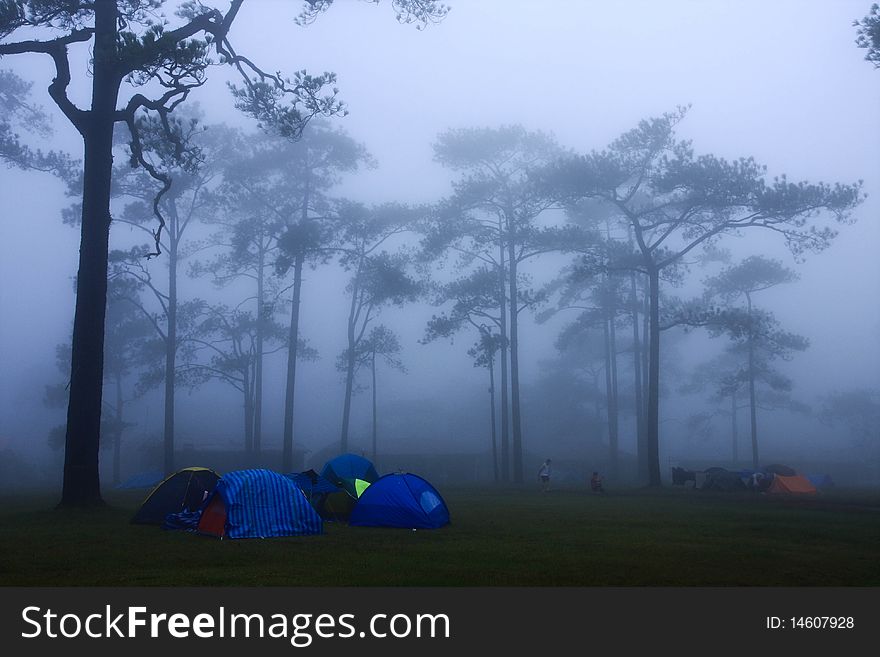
[855,3,880,67]
[536,108,863,484]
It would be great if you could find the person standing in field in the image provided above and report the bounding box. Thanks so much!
[590,471,605,493]
[538,459,552,492]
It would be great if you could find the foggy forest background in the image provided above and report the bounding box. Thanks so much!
[1,0,878,494]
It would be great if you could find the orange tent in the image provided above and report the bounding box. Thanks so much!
[767,474,817,494]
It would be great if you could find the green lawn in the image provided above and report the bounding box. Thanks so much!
[1,487,878,586]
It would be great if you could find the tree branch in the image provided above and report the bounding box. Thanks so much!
[0,29,93,132]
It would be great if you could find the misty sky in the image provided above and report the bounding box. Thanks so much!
[1,0,878,472]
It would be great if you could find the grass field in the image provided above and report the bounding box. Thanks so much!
[1,487,878,586]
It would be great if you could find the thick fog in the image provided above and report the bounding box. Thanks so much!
[1,0,878,489]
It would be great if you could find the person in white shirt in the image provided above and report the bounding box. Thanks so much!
[538,459,552,492]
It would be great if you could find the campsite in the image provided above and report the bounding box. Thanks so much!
[9,456,876,587]
[1,483,878,586]
[1,0,879,610]
[1,455,878,586]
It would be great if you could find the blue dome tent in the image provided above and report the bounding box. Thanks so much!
[349,473,450,529]
[320,453,379,499]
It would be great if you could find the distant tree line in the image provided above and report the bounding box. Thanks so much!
[2,1,876,504]
[33,105,873,493]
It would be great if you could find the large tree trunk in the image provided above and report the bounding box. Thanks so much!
[592,371,603,424]
[253,239,265,454]
[243,372,254,454]
[641,287,651,478]
[746,294,759,469]
[603,231,620,479]
[488,350,498,483]
[507,229,524,484]
[282,253,304,472]
[371,351,377,463]
[731,390,739,463]
[60,1,120,507]
[340,347,356,453]
[610,314,619,477]
[603,317,613,459]
[748,356,758,469]
[163,233,177,475]
[113,371,123,486]
[645,266,662,486]
[497,231,510,482]
[340,273,361,453]
[603,313,619,479]
[283,175,310,471]
[630,271,646,483]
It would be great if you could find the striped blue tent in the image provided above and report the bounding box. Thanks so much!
[197,469,322,539]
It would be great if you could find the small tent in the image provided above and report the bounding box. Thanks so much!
[320,454,379,499]
[767,474,817,495]
[320,489,358,520]
[132,467,220,525]
[197,469,322,539]
[349,473,450,529]
[287,469,353,521]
